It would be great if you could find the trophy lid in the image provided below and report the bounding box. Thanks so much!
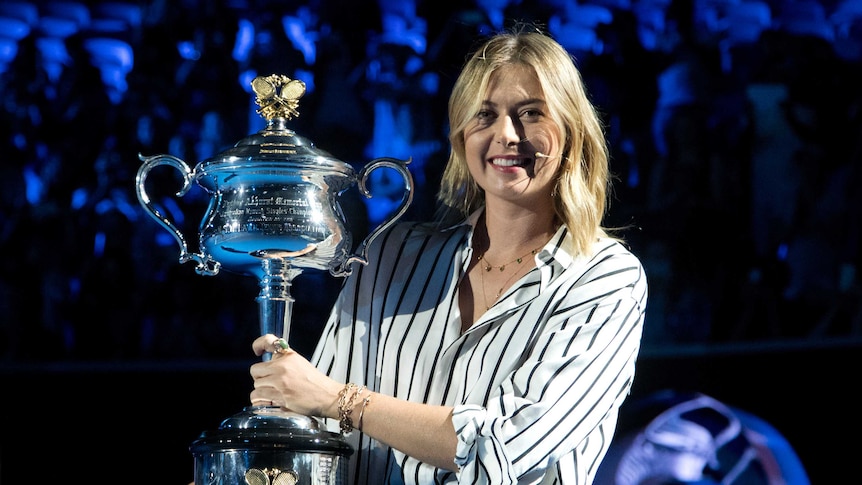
[195,74,355,183]
[190,405,353,455]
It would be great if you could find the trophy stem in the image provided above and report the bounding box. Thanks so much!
[257,258,301,360]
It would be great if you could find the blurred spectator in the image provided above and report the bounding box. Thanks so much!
[359,0,442,224]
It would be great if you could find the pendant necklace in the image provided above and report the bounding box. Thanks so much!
[477,247,540,310]
[477,247,539,272]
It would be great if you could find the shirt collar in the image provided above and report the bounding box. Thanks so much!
[456,208,575,282]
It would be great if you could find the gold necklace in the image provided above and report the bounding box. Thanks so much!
[477,247,539,272]
[477,247,540,310]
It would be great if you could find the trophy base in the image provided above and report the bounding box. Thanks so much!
[191,405,353,485]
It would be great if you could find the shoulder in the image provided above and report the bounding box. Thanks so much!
[370,219,470,250]
[587,239,649,303]
[556,237,648,294]
[587,238,647,282]
[549,233,644,274]
[591,238,645,268]
[359,220,471,273]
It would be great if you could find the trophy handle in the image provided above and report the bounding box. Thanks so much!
[332,157,414,276]
[135,153,221,276]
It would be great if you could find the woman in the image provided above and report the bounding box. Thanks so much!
[250,27,648,484]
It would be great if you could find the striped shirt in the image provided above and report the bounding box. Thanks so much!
[312,211,648,484]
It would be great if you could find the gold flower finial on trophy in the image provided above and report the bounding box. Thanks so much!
[252,74,307,121]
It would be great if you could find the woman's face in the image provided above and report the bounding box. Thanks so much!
[463,63,562,208]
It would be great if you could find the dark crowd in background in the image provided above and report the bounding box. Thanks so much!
[1,0,861,362]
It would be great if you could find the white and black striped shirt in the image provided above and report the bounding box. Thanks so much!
[312,211,648,484]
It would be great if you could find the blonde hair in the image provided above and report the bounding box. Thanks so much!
[435,27,614,257]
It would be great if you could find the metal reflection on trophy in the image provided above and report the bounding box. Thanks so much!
[134,74,414,484]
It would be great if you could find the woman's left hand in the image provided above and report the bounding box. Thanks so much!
[249,334,343,419]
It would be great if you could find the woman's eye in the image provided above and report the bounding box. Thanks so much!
[521,109,542,119]
[475,110,496,124]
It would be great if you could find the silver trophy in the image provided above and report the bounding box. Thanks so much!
[135,74,413,484]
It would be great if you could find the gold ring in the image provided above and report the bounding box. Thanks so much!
[272,338,290,354]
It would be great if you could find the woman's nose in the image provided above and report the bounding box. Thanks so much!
[496,117,522,146]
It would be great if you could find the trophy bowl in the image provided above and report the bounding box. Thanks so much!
[135,74,413,484]
[135,75,413,281]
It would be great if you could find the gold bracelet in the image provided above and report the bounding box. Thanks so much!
[357,395,371,431]
[337,383,366,434]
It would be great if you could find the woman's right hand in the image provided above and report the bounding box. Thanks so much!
[249,334,343,419]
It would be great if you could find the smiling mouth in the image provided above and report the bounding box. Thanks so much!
[489,157,534,167]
